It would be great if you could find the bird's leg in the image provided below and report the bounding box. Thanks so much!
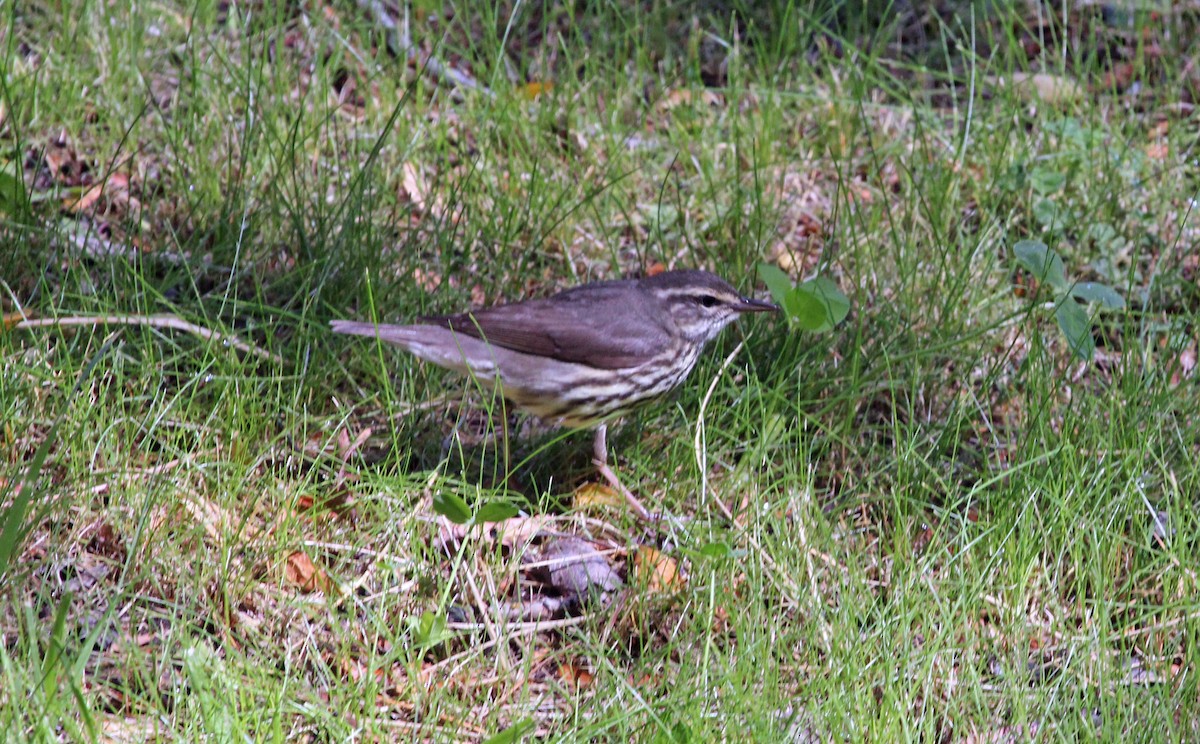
[499,404,511,484]
[591,423,654,521]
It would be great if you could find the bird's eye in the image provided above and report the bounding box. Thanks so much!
[696,295,722,308]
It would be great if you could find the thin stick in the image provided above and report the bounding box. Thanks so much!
[693,338,805,604]
[16,314,281,363]
[359,0,494,97]
[445,616,589,633]
[695,340,745,511]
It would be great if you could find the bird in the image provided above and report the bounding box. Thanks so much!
[331,268,778,519]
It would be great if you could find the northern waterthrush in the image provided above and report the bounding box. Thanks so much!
[331,269,778,518]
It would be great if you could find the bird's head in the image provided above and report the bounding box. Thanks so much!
[642,270,779,344]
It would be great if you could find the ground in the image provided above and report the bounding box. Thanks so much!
[2,2,1199,741]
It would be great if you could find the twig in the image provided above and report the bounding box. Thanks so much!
[445,616,589,633]
[462,557,502,650]
[359,0,494,97]
[694,338,805,605]
[694,340,744,510]
[16,314,281,363]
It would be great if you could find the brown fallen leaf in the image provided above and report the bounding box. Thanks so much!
[540,537,622,599]
[303,425,372,461]
[400,162,434,215]
[572,482,625,511]
[412,267,444,293]
[182,493,239,541]
[437,514,553,551]
[66,172,132,214]
[633,546,685,593]
[519,80,553,100]
[660,88,692,110]
[38,139,90,188]
[508,594,568,621]
[1103,62,1135,92]
[557,660,594,688]
[988,72,1085,104]
[284,550,332,594]
[86,520,126,562]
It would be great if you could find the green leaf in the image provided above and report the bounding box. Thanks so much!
[802,276,850,324]
[1032,198,1062,228]
[1055,299,1095,360]
[645,203,679,229]
[758,265,850,332]
[1013,240,1068,290]
[483,719,536,744]
[432,491,472,524]
[784,290,826,331]
[787,276,850,332]
[408,611,454,649]
[182,644,217,700]
[1086,222,1119,247]
[695,541,732,558]
[1069,282,1125,309]
[475,501,520,523]
[757,262,794,306]
[1029,167,1066,194]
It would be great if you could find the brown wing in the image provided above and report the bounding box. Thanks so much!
[420,281,669,370]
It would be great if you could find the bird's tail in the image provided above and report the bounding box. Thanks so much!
[330,320,387,338]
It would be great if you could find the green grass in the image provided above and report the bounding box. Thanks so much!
[2,1,1200,740]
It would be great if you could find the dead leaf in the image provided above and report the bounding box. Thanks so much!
[284,551,331,593]
[436,514,553,551]
[557,661,593,688]
[182,494,239,541]
[511,594,567,621]
[573,482,625,511]
[66,173,115,213]
[1181,345,1196,375]
[338,426,371,460]
[660,88,692,110]
[37,139,90,188]
[302,424,371,460]
[540,537,622,598]
[65,172,138,216]
[989,72,1085,104]
[400,162,429,213]
[519,80,553,100]
[86,521,126,562]
[412,267,444,292]
[484,515,551,549]
[633,546,684,593]
[1104,62,1135,92]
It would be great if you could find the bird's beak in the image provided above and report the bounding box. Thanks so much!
[736,296,780,313]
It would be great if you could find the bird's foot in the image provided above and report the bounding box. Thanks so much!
[593,458,658,522]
